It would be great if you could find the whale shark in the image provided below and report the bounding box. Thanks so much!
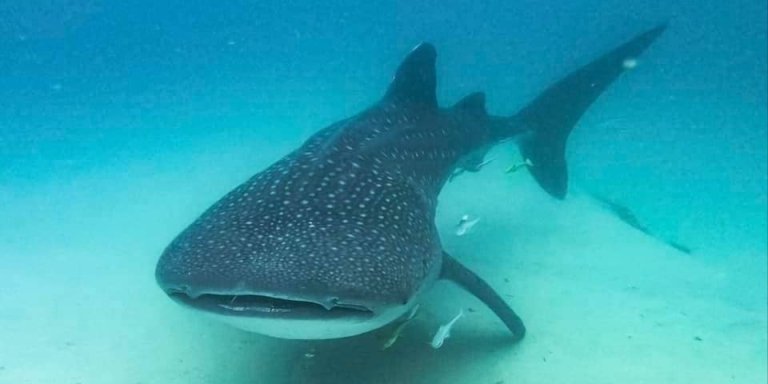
[155,25,666,340]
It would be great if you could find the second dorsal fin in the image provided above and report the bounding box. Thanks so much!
[453,92,487,116]
[383,43,438,109]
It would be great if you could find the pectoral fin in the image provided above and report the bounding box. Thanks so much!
[440,252,526,340]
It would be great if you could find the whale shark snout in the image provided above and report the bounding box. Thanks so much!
[155,252,426,339]
[156,268,425,339]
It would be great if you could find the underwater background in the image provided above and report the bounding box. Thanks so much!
[0,1,765,383]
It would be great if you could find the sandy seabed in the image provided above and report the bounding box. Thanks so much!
[0,148,765,384]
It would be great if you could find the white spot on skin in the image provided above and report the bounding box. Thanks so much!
[622,57,638,69]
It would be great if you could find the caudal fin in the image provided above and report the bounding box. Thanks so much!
[515,24,667,199]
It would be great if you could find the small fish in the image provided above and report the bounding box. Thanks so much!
[448,156,496,182]
[431,309,464,349]
[455,215,480,236]
[382,304,420,350]
[504,158,534,174]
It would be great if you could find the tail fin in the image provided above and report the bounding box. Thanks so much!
[514,24,667,199]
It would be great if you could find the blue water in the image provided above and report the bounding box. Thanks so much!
[0,1,765,383]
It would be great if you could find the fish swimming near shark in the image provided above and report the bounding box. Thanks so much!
[431,309,465,349]
[155,25,667,340]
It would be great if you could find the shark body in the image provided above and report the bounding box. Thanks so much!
[155,25,666,339]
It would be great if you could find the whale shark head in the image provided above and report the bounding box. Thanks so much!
[154,137,445,339]
[156,44,447,339]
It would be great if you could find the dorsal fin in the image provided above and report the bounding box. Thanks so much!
[383,43,438,108]
[453,92,487,116]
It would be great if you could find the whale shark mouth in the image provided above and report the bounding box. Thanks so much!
[166,291,375,320]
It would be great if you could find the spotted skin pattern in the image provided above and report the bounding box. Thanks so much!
[156,25,667,339]
[157,77,494,307]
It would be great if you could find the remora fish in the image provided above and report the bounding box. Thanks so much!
[155,25,667,340]
[431,309,464,349]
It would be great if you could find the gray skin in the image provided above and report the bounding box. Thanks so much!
[155,25,666,340]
